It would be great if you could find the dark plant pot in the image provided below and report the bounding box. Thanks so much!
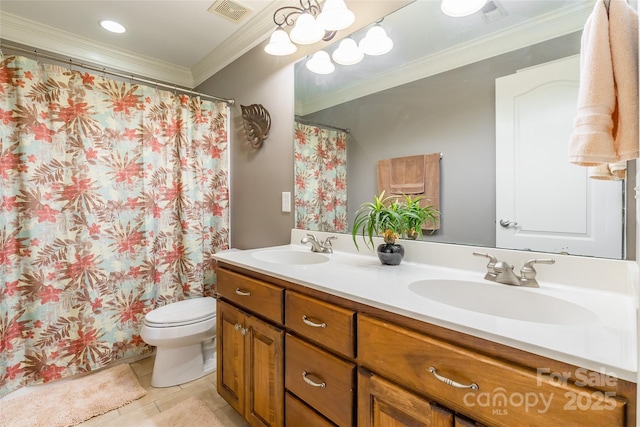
[405,230,419,240]
[377,243,405,265]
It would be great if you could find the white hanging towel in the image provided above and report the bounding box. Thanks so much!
[569,0,638,174]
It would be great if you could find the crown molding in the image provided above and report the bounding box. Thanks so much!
[1,13,195,87]
[297,2,592,116]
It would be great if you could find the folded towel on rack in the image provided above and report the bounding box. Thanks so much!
[588,161,626,180]
[377,153,441,230]
[568,0,617,166]
[389,155,425,194]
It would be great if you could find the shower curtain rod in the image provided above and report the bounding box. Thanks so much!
[295,116,350,134]
[0,42,235,106]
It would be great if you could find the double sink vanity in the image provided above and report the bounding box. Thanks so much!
[212,229,637,426]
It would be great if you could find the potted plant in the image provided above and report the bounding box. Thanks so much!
[399,194,440,240]
[351,191,406,265]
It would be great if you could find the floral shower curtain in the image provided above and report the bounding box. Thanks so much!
[294,122,347,232]
[0,55,229,396]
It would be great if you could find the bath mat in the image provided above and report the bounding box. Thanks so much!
[138,397,227,427]
[0,363,146,427]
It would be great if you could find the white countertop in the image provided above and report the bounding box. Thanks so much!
[213,230,638,383]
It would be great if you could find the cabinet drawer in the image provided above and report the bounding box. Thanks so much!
[285,291,355,358]
[217,269,284,324]
[358,315,627,427]
[358,367,454,426]
[285,334,355,427]
[285,392,336,427]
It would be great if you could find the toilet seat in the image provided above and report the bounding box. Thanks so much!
[144,297,216,328]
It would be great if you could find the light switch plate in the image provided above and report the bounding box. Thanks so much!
[281,191,291,212]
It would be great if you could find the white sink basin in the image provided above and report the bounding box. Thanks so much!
[408,279,598,325]
[251,250,329,265]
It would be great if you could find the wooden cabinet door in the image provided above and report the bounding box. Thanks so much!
[358,368,453,427]
[245,314,284,427]
[217,300,246,416]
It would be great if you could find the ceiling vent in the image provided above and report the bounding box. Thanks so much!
[208,0,252,24]
[481,1,507,23]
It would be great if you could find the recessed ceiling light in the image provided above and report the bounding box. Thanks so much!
[100,20,126,34]
[441,0,487,17]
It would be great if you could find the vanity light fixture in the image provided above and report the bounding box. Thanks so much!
[306,20,394,74]
[264,0,355,56]
[290,12,325,45]
[440,0,487,17]
[264,26,297,56]
[358,22,393,56]
[332,37,364,65]
[99,20,126,33]
[305,50,335,74]
[316,0,355,31]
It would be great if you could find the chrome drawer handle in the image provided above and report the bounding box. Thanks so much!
[235,288,251,296]
[302,371,326,388]
[429,367,479,391]
[302,315,327,328]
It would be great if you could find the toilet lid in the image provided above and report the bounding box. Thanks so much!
[144,297,216,327]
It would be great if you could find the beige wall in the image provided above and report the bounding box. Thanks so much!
[197,1,409,249]
[198,48,297,250]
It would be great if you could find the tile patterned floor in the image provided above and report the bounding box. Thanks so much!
[77,356,250,427]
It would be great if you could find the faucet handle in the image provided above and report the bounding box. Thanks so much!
[322,236,337,246]
[472,252,498,269]
[473,251,499,281]
[520,258,555,280]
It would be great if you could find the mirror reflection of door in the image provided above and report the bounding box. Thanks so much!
[495,55,623,259]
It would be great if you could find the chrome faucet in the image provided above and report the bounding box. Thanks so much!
[473,252,555,288]
[301,234,336,254]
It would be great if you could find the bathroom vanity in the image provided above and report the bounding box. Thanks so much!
[213,230,637,427]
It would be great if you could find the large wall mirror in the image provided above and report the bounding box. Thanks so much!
[294,0,636,260]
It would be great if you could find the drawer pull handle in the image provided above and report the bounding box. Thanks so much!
[302,371,326,388]
[429,367,479,391]
[235,288,251,296]
[302,315,327,328]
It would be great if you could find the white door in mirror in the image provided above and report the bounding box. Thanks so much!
[495,55,623,258]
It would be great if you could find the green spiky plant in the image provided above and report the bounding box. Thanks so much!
[400,194,440,240]
[351,191,404,250]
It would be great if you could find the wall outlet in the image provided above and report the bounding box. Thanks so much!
[281,192,291,213]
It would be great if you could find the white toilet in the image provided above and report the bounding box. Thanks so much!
[140,296,217,387]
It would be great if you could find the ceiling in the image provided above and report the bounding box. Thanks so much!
[0,0,609,96]
[0,0,287,88]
